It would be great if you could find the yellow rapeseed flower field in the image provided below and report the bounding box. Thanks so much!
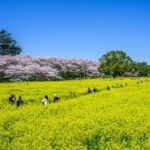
[0,78,150,149]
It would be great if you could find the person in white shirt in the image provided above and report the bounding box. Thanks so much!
[42,95,49,105]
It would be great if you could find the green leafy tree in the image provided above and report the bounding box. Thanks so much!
[135,62,150,76]
[98,50,136,78]
[0,30,22,55]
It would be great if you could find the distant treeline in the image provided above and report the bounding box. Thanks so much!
[0,55,149,82]
[135,62,150,76]
[0,55,100,82]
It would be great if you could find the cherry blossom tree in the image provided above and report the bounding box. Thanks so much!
[0,55,100,81]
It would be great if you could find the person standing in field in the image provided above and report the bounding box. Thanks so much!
[87,87,92,94]
[106,85,111,90]
[53,94,60,103]
[93,87,98,93]
[42,95,49,105]
[16,96,23,107]
[9,94,16,104]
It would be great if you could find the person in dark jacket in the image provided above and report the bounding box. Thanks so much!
[16,96,23,107]
[54,94,60,103]
[93,87,98,93]
[9,94,16,104]
[87,87,92,94]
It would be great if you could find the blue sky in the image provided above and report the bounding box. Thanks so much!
[0,0,150,63]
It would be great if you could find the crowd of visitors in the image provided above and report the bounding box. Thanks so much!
[8,81,142,107]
